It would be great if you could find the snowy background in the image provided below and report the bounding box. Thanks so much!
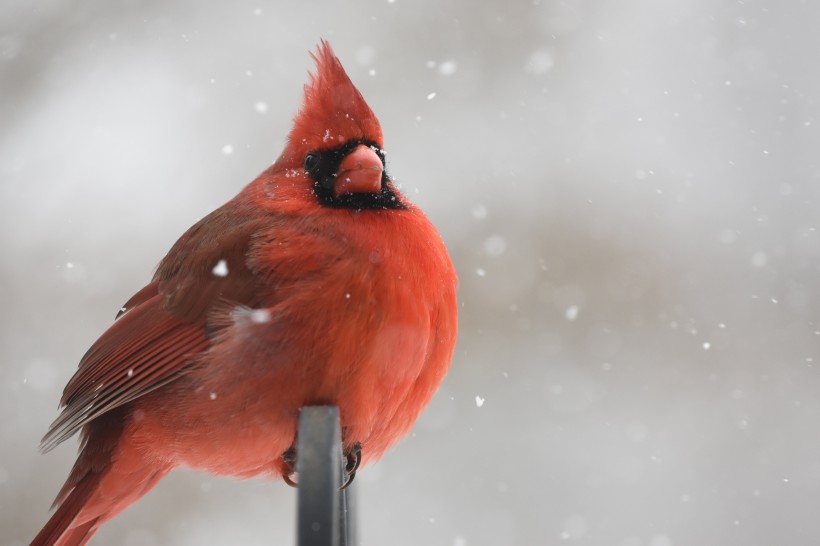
[2,0,819,545]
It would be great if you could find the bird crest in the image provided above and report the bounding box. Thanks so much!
[287,41,383,156]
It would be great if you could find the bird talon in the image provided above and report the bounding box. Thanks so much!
[340,471,356,489]
[340,442,362,490]
[344,442,362,474]
[283,471,299,488]
[281,446,298,487]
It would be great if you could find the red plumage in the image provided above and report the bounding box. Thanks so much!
[32,41,458,546]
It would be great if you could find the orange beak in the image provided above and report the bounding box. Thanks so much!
[334,145,384,197]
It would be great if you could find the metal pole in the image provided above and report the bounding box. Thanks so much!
[341,479,357,546]
[296,406,349,546]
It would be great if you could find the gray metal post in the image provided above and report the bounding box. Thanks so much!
[295,406,357,546]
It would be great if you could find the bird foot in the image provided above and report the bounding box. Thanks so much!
[281,446,298,487]
[341,442,362,490]
[279,442,361,489]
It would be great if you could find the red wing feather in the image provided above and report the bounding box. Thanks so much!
[41,293,211,452]
[41,211,273,452]
[115,281,159,319]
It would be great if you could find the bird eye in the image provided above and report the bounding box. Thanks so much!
[303,153,319,172]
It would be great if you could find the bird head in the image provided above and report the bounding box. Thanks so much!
[272,41,403,211]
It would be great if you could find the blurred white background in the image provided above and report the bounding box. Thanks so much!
[2,0,819,545]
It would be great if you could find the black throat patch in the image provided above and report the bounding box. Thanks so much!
[303,140,407,211]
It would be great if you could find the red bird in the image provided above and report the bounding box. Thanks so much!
[32,41,458,546]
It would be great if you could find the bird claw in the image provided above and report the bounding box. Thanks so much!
[281,446,298,488]
[340,442,362,490]
[280,442,361,489]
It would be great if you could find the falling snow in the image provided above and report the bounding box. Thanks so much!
[212,259,229,277]
[356,46,375,66]
[483,235,507,257]
[751,251,768,267]
[438,60,457,76]
[250,309,271,324]
[471,203,487,220]
[525,49,554,75]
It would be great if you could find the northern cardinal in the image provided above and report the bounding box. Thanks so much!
[31,41,458,546]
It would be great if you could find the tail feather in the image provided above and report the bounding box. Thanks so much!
[55,522,99,546]
[31,461,170,546]
[31,408,172,546]
[30,471,103,546]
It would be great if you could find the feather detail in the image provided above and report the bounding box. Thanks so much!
[41,208,273,453]
[40,296,210,452]
[285,41,383,164]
